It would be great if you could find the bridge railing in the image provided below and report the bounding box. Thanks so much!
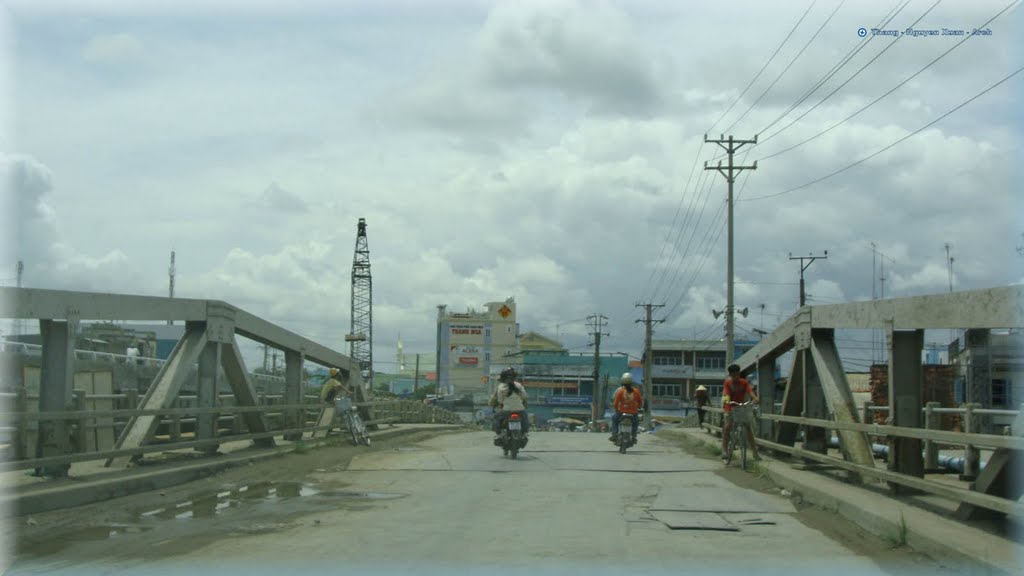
[0,392,461,474]
[698,400,1024,521]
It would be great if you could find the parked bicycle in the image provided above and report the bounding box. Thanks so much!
[723,400,756,470]
[337,397,370,446]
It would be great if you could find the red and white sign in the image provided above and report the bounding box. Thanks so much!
[451,345,482,367]
[450,323,483,336]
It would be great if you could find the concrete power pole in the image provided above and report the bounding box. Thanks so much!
[636,303,664,430]
[15,260,24,337]
[168,251,176,325]
[588,314,609,425]
[704,134,757,364]
[789,251,828,307]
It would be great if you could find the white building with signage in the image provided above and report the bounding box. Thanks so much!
[646,338,758,406]
[436,297,518,401]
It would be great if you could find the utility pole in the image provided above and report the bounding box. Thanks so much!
[636,303,665,430]
[167,251,176,325]
[414,353,420,392]
[704,134,757,365]
[789,251,828,307]
[945,243,955,292]
[588,314,609,425]
[15,260,24,337]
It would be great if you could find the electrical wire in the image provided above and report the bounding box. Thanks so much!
[723,0,846,135]
[707,0,819,135]
[755,0,915,140]
[756,0,1016,162]
[743,65,1023,202]
[650,158,721,302]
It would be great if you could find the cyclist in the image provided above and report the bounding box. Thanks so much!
[320,368,355,435]
[721,364,761,463]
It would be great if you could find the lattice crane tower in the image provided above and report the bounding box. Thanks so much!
[348,217,373,391]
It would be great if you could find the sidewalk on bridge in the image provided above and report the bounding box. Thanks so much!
[657,425,1024,576]
[0,423,464,518]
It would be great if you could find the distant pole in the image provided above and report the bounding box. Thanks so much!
[168,251,176,325]
[436,305,446,395]
[789,251,828,307]
[636,303,665,430]
[588,314,609,424]
[704,134,757,364]
[945,243,954,293]
[414,353,420,392]
[15,260,24,337]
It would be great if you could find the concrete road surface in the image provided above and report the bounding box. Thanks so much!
[6,430,970,576]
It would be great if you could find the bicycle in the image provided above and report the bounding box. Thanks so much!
[723,401,756,470]
[337,397,371,446]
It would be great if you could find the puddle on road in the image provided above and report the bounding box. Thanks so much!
[131,481,406,520]
[17,481,407,557]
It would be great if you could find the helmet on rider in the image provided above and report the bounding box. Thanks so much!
[329,367,340,378]
[499,366,517,384]
[621,372,634,387]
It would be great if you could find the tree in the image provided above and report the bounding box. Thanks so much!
[373,381,397,398]
[412,383,437,401]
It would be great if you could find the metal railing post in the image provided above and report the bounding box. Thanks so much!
[961,403,980,481]
[72,389,88,454]
[170,396,182,443]
[924,402,939,470]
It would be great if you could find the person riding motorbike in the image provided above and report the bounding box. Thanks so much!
[610,372,642,443]
[489,367,529,442]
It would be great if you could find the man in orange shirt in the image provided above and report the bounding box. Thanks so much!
[721,364,761,462]
[610,372,643,442]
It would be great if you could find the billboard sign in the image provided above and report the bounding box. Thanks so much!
[451,345,482,367]
[652,365,695,379]
[450,324,483,336]
[547,395,592,406]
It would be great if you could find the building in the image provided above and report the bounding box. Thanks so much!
[640,338,759,406]
[436,297,518,401]
[949,329,1024,430]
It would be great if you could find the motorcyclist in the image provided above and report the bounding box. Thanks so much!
[610,372,642,443]
[489,367,529,443]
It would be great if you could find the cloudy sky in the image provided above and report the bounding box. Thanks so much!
[1,0,1021,373]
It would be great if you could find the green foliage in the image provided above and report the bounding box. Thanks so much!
[889,511,908,548]
[411,383,437,401]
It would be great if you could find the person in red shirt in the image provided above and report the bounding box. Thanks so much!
[721,364,761,462]
[610,373,643,442]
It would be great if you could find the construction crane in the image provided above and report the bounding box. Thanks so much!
[347,218,373,391]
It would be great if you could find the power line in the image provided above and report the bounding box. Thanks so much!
[647,147,716,301]
[723,0,846,135]
[645,1,820,305]
[743,65,1023,202]
[756,0,1015,162]
[756,0,911,137]
[642,139,707,300]
[707,0,818,135]
[664,149,756,321]
[650,156,720,302]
